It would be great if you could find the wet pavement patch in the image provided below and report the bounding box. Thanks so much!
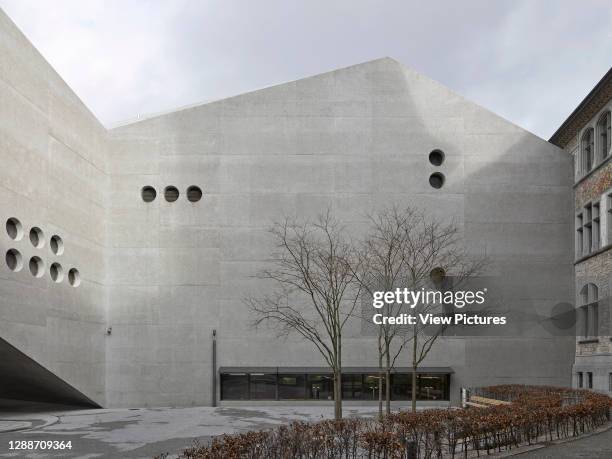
[0,421,32,433]
[215,408,272,419]
[88,420,141,431]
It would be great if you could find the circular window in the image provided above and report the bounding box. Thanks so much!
[68,268,81,287]
[164,186,180,202]
[186,186,203,202]
[50,235,64,255]
[6,249,23,272]
[430,267,446,285]
[29,227,45,248]
[429,172,445,189]
[29,256,44,278]
[141,186,157,203]
[50,262,64,283]
[6,218,23,241]
[429,149,445,166]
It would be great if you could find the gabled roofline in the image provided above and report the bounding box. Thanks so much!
[549,67,612,148]
[110,57,398,129]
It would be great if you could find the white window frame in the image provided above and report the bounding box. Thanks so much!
[596,109,611,162]
[579,283,599,338]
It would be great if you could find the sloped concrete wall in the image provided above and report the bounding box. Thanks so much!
[107,58,574,407]
[0,9,108,406]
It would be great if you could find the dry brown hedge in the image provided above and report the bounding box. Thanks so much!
[169,385,611,459]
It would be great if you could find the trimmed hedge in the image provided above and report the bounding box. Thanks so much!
[170,386,612,458]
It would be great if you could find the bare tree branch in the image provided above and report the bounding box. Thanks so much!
[245,210,360,419]
[354,205,489,413]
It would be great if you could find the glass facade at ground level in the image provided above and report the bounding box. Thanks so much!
[220,372,450,401]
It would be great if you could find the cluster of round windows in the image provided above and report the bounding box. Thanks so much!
[141,185,203,203]
[428,149,446,189]
[4,218,81,287]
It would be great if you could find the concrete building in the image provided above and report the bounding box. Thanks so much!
[550,68,612,395]
[0,8,584,409]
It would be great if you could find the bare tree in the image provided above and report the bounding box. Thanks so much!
[356,206,488,413]
[353,206,416,419]
[246,211,361,420]
[398,209,488,412]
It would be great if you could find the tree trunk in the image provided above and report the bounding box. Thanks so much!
[411,368,417,413]
[335,338,343,420]
[385,341,391,415]
[411,335,418,412]
[334,368,342,420]
[378,335,383,420]
[377,373,383,420]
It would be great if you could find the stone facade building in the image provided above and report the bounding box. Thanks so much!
[550,68,612,394]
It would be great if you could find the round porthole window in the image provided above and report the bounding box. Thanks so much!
[429,149,445,166]
[164,186,179,202]
[6,249,23,272]
[29,227,45,248]
[142,186,157,203]
[29,256,44,278]
[50,235,64,255]
[430,267,446,285]
[6,218,23,241]
[429,172,445,189]
[50,262,64,283]
[68,268,81,287]
[186,186,203,202]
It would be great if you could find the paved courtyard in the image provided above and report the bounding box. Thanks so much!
[0,404,381,458]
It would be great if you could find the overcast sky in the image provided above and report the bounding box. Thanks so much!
[1,0,610,138]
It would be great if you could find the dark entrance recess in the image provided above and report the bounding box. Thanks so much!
[0,337,100,407]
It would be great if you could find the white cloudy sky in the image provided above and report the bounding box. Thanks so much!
[1,0,610,138]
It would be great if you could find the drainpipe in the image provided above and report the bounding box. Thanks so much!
[212,329,217,407]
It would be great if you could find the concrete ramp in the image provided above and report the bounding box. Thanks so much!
[0,337,100,407]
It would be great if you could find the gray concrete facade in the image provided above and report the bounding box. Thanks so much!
[0,9,108,406]
[0,8,575,408]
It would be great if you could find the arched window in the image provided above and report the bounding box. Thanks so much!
[582,128,595,173]
[597,111,611,161]
[579,283,598,338]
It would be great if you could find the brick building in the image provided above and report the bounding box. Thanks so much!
[550,67,612,394]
